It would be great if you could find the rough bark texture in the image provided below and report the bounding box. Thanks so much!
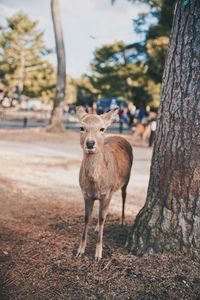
[49,0,66,132]
[127,0,200,260]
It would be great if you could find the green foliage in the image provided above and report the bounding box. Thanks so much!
[76,75,99,106]
[23,62,56,100]
[134,0,175,84]
[90,42,129,99]
[0,12,56,100]
[146,36,169,82]
[87,41,159,107]
[103,0,175,108]
[112,0,162,9]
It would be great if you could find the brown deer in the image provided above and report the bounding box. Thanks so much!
[76,106,133,261]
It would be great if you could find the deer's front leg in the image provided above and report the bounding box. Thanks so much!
[95,197,110,261]
[94,220,99,233]
[77,198,94,257]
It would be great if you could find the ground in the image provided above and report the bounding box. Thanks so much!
[0,129,199,300]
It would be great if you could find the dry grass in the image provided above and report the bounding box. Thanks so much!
[0,182,200,300]
[0,129,199,300]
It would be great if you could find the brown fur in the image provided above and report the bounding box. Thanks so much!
[76,107,133,261]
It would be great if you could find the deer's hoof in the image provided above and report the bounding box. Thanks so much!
[94,227,99,234]
[94,255,102,262]
[76,241,86,257]
[120,218,125,226]
[76,251,84,258]
[95,244,102,262]
[76,246,85,257]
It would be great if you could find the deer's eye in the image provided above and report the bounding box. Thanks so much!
[80,126,85,132]
[100,127,105,132]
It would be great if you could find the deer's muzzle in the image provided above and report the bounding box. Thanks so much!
[85,139,96,154]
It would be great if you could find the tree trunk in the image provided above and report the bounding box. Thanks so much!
[48,0,66,133]
[127,0,200,260]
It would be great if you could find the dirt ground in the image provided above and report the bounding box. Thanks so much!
[0,129,199,300]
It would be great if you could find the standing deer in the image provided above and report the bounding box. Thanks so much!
[76,106,133,261]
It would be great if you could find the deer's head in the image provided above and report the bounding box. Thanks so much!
[77,106,119,155]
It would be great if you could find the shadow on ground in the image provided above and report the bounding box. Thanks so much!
[0,186,200,300]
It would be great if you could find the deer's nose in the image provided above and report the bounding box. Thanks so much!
[86,140,95,149]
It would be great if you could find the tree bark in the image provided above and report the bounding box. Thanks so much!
[127,0,200,260]
[49,0,66,132]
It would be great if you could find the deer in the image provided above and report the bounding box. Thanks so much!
[76,106,133,261]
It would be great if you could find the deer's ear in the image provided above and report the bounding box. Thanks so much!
[76,106,87,121]
[102,106,119,127]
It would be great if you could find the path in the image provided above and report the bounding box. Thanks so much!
[0,129,152,219]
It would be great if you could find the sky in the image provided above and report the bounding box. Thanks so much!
[0,0,149,78]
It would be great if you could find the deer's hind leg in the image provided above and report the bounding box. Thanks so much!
[121,185,127,226]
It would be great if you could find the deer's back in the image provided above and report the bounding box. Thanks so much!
[104,136,133,190]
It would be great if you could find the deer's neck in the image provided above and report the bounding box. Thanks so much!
[83,151,105,181]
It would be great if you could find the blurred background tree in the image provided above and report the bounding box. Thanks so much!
[88,41,158,107]
[76,75,98,107]
[90,42,136,102]
[0,0,175,110]
[135,0,175,83]
[0,12,56,101]
[127,0,175,104]
[86,0,175,108]
[75,0,175,109]
[49,0,66,132]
